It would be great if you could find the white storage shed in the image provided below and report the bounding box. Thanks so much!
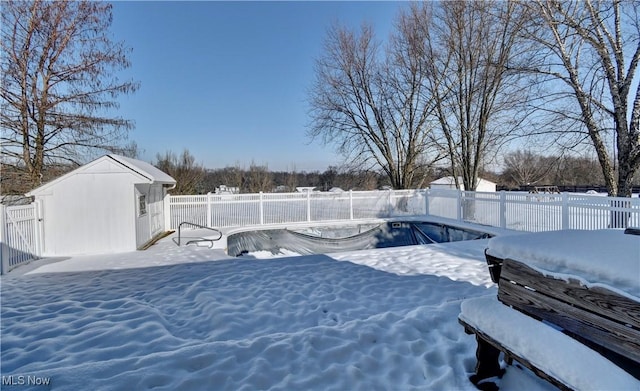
[27,154,176,256]
[430,176,496,192]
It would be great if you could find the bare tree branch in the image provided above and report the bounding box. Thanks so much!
[413,1,532,191]
[1,0,139,193]
[521,0,640,197]
[307,21,440,189]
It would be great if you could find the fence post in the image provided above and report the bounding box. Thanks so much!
[424,189,430,216]
[388,189,393,217]
[206,192,212,227]
[307,191,311,222]
[259,192,264,225]
[456,190,463,221]
[349,190,354,220]
[499,191,507,229]
[0,204,5,275]
[34,200,44,256]
[164,194,172,230]
[561,192,569,230]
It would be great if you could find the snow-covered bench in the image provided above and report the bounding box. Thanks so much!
[459,229,640,390]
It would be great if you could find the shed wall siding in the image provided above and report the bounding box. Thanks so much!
[41,172,137,256]
[81,157,131,175]
[431,183,459,190]
[476,181,497,192]
[430,178,496,192]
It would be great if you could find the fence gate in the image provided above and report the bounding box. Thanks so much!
[0,202,42,274]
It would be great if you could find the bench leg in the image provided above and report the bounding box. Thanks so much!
[470,335,504,385]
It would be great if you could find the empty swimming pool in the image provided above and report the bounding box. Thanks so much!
[227,220,493,257]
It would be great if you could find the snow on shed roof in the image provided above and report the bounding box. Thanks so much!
[108,154,175,184]
[27,154,175,196]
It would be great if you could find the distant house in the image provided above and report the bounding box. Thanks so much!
[274,185,290,193]
[296,187,317,193]
[27,154,176,256]
[430,176,496,192]
[215,185,239,195]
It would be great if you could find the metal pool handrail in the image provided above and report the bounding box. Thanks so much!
[176,221,222,246]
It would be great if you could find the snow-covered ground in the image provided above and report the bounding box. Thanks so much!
[1,228,637,390]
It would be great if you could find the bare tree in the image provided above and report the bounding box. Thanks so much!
[155,150,205,195]
[521,0,640,197]
[284,164,298,192]
[308,22,441,189]
[220,163,244,192]
[552,155,605,186]
[242,162,273,193]
[500,150,607,188]
[410,1,532,191]
[503,150,559,187]
[1,0,138,191]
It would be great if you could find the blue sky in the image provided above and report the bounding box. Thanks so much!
[110,1,404,172]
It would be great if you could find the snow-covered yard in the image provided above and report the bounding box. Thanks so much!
[1,227,637,390]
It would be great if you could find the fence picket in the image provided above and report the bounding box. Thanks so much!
[1,203,41,273]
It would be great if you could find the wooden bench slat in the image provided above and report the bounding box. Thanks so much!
[500,259,640,329]
[498,279,640,364]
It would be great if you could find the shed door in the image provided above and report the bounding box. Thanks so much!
[135,187,151,248]
[148,185,164,237]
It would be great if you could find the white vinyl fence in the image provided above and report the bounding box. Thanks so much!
[167,190,425,229]
[425,189,640,231]
[2,189,638,274]
[168,189,640,232]
[0,202,42,274]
